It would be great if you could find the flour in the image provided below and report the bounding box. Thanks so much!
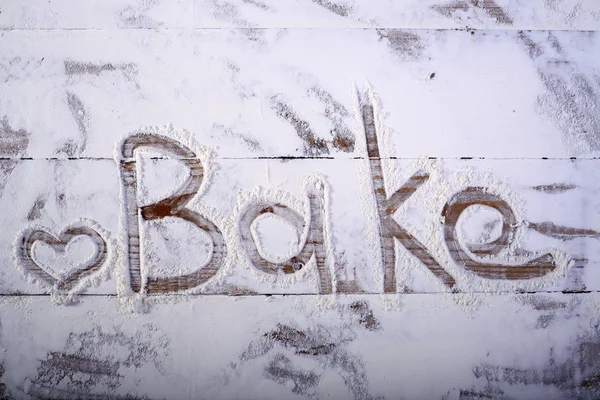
[352,85,385,292]
[113,123,219,198]
[114,124,236,309]
[421,162,570,294]
[354,84,572,296]
[1,6,600,400]
[249,213,300,262]
[106,93,576,309]
[230,173,334,293]
[12,218,115,305]
[536,71,600,156]
[113,124,339,309]
[377,294,404,312]
[303,173,337,294]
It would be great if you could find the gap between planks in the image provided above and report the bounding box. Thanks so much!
[0,290,597,297]
[1,157,599,161]
[0,27,599,32]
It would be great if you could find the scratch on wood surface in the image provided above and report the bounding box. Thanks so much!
[270,95,329,156]
[432,0,513,25]
[24,324,169,399]
[0,362,6,400]
[212,123,264,153]
[529,221,600,241]
[433,1,470,18]
[26,195,47,221]
[516,31,600,155]
[0,116,29,157]
[349,300,381,331]
[308,86,355,153]
[466,333,600,397]
[378,29,425,60]
[64,61,136,77]
[472,0,513,25]
[65,91,89,156]
[531,183,579,194]
[237,317,379,399]
[311,0,352,17]
[242,0,269,10]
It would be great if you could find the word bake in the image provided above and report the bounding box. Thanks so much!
[14,95,570,301]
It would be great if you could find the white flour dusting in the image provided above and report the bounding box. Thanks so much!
[355,84,572,297]
[12,218,115,305]
[230,173,335,293]
[114,124,234,310]
[351,84,385,292]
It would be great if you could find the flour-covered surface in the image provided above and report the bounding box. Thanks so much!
[0,158,599,297]
[1,1,600,399]
[193,0,600,29]
[1,29,600,158]
[1,0,600,29]
[0,294,600,399]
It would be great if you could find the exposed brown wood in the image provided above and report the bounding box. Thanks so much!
[64,60,136,77]
[336,277,366,294]
[442,188,558,280]
[26,195,47,221]
[18,223,108,291]
[119,133,226,294]
[270,96,329,157]
[0,362,6,400]
[348,300,381,331]
[311,0,352,17]
[432,0,513,25]
[41,352,119,377]
[359,92,456,292]
[472,0,513,25]
[238,183,333,294]
[467,334,600,396]
[531,183,578,194]
[529,221,600,241]
[0,117,29,157]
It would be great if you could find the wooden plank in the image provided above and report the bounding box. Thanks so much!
[0,0,194,29]
[192,0,600,30]
[0,293,598,399]
[1,3,599,398]
[1,156,598,296]
[1,30,599,159]
[1,0,599,30]
[0,159,119,296]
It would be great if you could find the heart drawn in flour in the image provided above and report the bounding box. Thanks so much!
[15,220,110,293]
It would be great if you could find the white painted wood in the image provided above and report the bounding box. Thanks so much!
[1,1,599,30]
[0,0,194,29]
[1,158,598,295]
[1,1,599,398]
[1,30,599,159]
[0,293,598,399]
[191,0,600,30]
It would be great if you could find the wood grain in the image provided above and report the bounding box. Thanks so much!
[18,223,108,291]
[1,30,599,159]
[1,2,599,397]
[1,293,598,399]
[119,133,227,294]
[360,93,456,292]
[1,156,598,295]
[2,1,598,29]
